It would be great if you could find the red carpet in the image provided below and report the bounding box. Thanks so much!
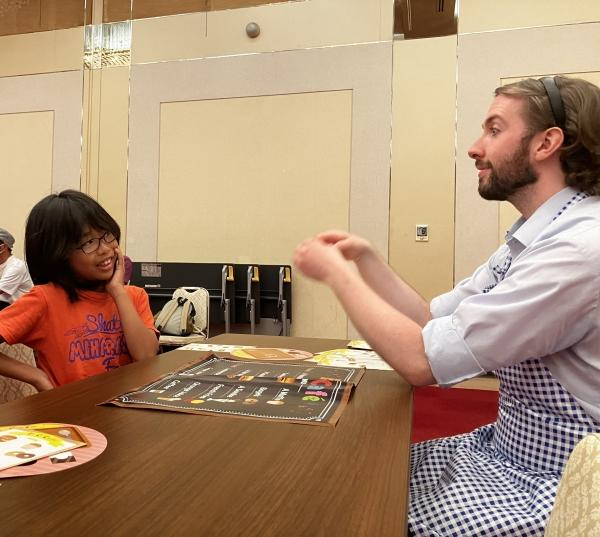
[411,386,499,444]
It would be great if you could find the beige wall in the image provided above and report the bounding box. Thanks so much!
[0,27,83,77]
[158,92,352,338]
[460,0,600,33]
[131,0,393,63]
[0,112,54,258]
[157,92,352,263]
[85,66,131,246]
[0,71,84,194]
[390,36,457,301]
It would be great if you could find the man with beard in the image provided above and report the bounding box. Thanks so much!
[293,75,600,536]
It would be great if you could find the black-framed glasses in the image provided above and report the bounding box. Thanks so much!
[76,231,117,254]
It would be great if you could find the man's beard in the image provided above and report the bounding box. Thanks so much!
[477,137,538,201]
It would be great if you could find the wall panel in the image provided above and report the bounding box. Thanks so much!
[97,66,131,243]
[131,12,208,64]
[460,0,600,34]
[127,42,392,338]
[390,36,457,301]
[158,91,352,337]
[0,28,83,77]
[0,70,84,194]
[0,111,54,258]
[131,0,392,63]
[103,0,299,23]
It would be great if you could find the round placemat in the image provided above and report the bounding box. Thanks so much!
[0,424,107,478]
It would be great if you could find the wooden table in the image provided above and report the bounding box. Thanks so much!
[0,334,412,536]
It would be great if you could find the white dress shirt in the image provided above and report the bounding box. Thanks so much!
[423,187,600,421]
[0,255,33,304]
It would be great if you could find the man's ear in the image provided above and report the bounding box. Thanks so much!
[532,127,564,162]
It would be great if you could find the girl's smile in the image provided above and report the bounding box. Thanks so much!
[97,256,115,271]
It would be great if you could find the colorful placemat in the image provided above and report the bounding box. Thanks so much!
[310,348,392,370]
[0,424,107,478]
[104,355,363,427]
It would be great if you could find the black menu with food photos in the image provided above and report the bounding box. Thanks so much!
[103,355,364,426]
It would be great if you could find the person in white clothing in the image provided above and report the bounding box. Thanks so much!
[0,228,33,311]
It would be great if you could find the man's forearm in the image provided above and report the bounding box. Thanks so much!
[325,267,435,386]
[356,250,432,327]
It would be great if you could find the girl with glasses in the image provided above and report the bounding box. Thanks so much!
[0,190,159,391]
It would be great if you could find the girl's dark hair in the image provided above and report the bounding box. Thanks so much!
[25,190,121,302]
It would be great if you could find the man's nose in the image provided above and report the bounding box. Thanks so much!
[468,138,483,160]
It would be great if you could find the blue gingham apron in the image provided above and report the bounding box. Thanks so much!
[409,359,599,536]
[409,191,597,536]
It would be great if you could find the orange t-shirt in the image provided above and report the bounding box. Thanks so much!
[0,283,158,387]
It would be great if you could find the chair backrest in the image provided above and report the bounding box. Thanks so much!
[0,342,37,403]
[172,287,210,336]
[544,432,600,536]
[130,262,235,327]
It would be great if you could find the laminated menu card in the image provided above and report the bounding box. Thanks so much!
[309,348,393,370]
[0,427,86,471]
[103,354,364,426]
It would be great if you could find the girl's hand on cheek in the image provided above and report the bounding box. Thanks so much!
[106,247,126,297]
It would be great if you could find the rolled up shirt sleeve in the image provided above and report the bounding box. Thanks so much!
[424,253,502,386]
[422,235,598,387]
[423,315,486,386]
